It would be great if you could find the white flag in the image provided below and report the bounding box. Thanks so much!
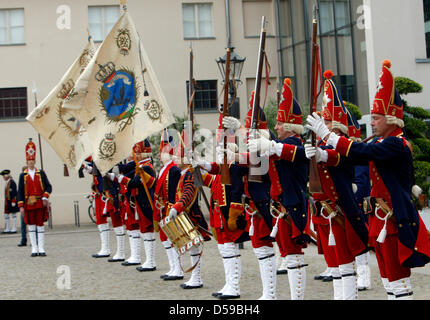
[63,11,174,175]
[26,38,96,171]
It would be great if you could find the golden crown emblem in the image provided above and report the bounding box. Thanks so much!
[95,62,116,82]
[56,79,75,99]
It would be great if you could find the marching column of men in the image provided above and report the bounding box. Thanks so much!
[12,58,427,299]
[81,60,430,300]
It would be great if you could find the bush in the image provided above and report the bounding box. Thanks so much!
[395,77,423,95]
[344,101,362,120]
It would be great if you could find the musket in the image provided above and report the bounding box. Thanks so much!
[248,16,267,183]
[220,47,232,185]
[308,6,324,194]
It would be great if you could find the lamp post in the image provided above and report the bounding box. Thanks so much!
[216,47,246,118]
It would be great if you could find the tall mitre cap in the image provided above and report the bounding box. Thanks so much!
[159,128,175,156]
[344,104,361,141]
[25,138,36,161]
[245,90,267,129]
[371,60,404,122]
[321,70,348,134]
[277,78,303,125]
[133,139,152,155]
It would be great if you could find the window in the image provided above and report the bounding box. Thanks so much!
[319,0,350,35]
[186,80,218,111]
[424,0,430,58]
[0,8,24,45]
[0,88,27,120]
[182,3,214,39]
[88,6,120,42]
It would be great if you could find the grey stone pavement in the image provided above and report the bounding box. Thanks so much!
[0,210,429,300]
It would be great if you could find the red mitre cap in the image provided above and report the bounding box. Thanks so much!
[371,60,403,120]
[26,138,36,161]
[159,129,175,156]
[245,90,267,129]
[277,78,302,125]
[133,139,152,154]
[321,70,348,133]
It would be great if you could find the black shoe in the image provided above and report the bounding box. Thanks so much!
[218,294,240,300]
[212,292,222,297]
[314,275,325,280]
[322,276,333,282]
[160,274,169,279]
[31,253,38,257]
[358,287,369,292]
[277,269,288,275]
[121,261,140,266]
[136,266,156,272]
[92,253,110,258]
[38,252,46,257]
[163,275,184,281]
[9,231,17,234]
[107,258,125,262]
[17,243,27,247]
[180,283,203,289]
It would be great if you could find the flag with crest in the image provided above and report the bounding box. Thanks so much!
[26,37,96,171]
[62,7,173,175]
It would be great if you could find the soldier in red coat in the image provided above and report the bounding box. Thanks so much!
[17,138,52,257]
[304,71,369,300]
[248,78,311,300]
[307,60,430,300]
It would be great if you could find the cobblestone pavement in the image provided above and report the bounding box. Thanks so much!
[0,220,429,300]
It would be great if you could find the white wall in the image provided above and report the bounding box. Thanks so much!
[365,0,430,108]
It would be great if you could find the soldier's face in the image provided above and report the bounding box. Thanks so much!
[27,160,35,169]
[275,121,294,140]
[371,114,396,138]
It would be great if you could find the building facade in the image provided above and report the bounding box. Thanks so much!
[275,0,430,119]
[0,0,280,225]
[0,0,429,226]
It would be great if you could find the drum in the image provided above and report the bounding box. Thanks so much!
[160,212,204,254]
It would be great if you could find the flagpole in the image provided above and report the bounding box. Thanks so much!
[32,82,52,229]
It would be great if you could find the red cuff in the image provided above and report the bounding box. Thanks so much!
[18,201,24,208]
[336,136,354,157]
[325,149,341,167]
[43,192,50,199]
[280,144,297,162]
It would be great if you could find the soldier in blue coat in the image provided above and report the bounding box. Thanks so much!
[223,91,277,300]
[248,78,311,300]
[307,60,430,299]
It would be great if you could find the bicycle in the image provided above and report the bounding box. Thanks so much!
[86,194,96,224]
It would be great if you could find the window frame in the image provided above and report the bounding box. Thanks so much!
[88,5,120,43]
[0,8,25,46]
[182,3,215,40]
[186,79,218,113]
[0,87,28,121]
[424,0,430,58]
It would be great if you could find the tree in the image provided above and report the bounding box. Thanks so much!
[395,76,430,203]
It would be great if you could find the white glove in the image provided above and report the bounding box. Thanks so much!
[247,136,276,156]
[412,185,422,198]
[306,112,331,140]
[227,142,238,153]
[304,144,327,162]
[107,172,115,181]
[216,146,235,164]
[352,183,358,194]
[169,208,178,219]
[222,116,241,130]
[11,202,16,207]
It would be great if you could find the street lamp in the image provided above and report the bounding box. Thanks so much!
[216,47,246,118]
